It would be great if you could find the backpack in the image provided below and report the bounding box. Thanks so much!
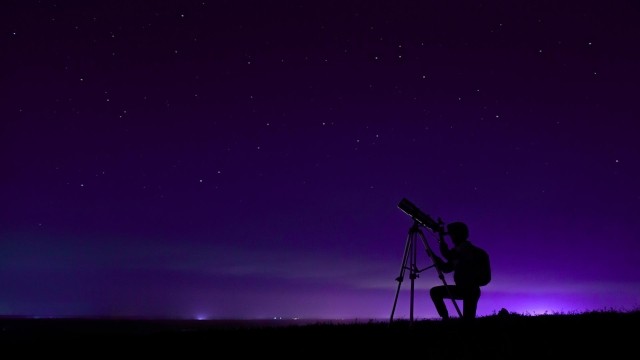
[473,245,492,286]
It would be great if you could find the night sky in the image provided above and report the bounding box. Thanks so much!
[2,1,639,320]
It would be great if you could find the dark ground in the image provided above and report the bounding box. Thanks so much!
[1,310,637,357]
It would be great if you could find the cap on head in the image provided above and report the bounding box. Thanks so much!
[447,222,469,240]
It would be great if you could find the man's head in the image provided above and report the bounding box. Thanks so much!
[447,222,469,245]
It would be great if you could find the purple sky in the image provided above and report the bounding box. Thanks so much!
[2,1,639,320]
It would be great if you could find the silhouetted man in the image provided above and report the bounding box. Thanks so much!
[428,221,491,321]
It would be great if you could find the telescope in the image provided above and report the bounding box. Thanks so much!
[397,198,444,234]
[391,199,462,323]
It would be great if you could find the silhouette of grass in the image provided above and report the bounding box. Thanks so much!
[1,308,638,356]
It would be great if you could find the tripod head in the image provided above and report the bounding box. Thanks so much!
[397,198,445,235]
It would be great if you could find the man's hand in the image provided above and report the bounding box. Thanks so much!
[439,240,449,252]
[432,255,444,268]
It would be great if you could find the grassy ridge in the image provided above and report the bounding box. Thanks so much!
[1,310,638,356]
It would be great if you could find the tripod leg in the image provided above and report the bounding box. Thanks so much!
[390,230,414,322]
[409,233,417,323]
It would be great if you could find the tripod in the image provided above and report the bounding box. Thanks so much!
[389,220,462,323]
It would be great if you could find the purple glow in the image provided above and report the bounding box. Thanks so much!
[1,1,639,320]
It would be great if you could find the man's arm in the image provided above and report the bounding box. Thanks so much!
[439,239,452,260]
[427,248,454,273]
